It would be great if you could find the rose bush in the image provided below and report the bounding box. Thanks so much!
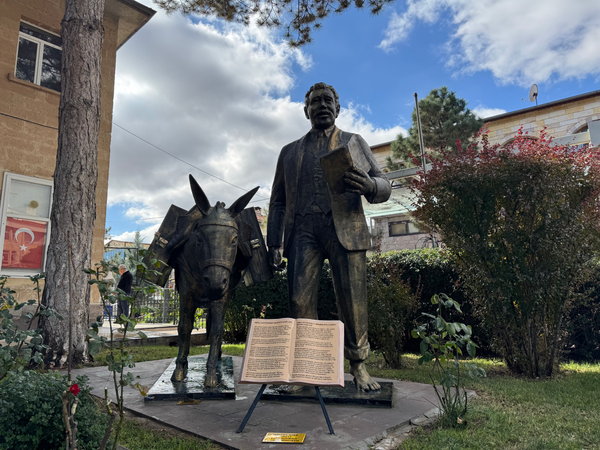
[0,372,108,450]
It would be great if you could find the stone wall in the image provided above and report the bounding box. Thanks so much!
[486,92,600,147]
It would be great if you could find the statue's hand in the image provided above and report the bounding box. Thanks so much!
[343,166,375,196]
[268,247,285,271]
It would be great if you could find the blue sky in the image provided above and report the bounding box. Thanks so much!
[105,0,600,242]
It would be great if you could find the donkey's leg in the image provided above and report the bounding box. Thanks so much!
[171,294,196,382]
[205,293,229,387]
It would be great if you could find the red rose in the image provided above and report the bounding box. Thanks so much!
[69,383,80,396]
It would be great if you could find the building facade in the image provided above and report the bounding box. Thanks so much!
[364,141,432,253]
[0,0,154,316]
[485,90,600,147]
[364,90,600,253]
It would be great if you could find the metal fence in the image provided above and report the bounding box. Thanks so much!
[136,287,181,324]
[102,286,206,329]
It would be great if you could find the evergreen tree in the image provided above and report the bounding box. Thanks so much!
[388,87,483,169]
[126,230,146,275]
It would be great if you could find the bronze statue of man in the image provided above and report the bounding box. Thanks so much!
[267,82,392,391]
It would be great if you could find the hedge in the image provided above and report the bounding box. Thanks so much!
[226,248,598,361]
[227,250,480,351]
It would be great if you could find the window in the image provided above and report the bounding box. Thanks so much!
[0,173,53,277]
[501,135,538,149]
[389,220,422,236]
[15,22,62,92]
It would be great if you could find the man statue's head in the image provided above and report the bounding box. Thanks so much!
[304,82,340,130]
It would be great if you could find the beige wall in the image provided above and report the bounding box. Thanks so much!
[368,94,600,164]
[371,213,431,253]
[371,142,392,170]
[0,0,117,312]
[486,93,600,147]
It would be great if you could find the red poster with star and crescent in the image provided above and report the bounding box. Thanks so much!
[2,218,47,269]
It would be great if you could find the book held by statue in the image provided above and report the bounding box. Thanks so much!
[320,135,370,195]
[239,318,344,387]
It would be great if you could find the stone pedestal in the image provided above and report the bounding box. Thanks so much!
[145,355,235,401]
[262,381,394,407]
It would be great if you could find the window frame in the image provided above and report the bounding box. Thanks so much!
[14,21,62,92]
[388,220,422,237]
[0,172,54,277]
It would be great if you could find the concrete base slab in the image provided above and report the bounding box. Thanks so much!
[68,357,449,450]
[262,382,394,408]
[145,356,236,401]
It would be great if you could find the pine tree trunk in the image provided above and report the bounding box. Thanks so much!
[40,0,105,367]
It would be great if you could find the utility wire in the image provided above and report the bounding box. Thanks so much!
[0,113,267,202]
[0,111,58,130]
[0,112,269,224]
[0,112,269,201]
[106,217,163,223]
[112,122,269,202]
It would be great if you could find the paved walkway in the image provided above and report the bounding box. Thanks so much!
[70,357,443,450]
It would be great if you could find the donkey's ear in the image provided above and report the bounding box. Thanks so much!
[189,174,211,215]
[228,186,259,218]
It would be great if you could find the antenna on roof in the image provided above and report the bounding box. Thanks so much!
[529,84,538,106]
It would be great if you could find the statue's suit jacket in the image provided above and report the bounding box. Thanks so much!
[267,126,391,257]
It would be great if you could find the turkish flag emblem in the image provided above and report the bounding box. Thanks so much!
[2,218,47,269]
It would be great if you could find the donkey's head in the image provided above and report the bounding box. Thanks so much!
[188,175,258,300]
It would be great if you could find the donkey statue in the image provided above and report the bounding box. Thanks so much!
[151,175,261,387]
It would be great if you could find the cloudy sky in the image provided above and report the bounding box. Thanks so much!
[106,0,600,242]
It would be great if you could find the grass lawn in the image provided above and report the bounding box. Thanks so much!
[87,344,245,366]
[89,345,600,450]
[364,354,600,450]
[117,415,221,450]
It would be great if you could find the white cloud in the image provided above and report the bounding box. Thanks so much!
[380,0,600,86]
[379,0,445,49]
[108,10,402,242]
[473,106,507,119]
[338,103,407,144]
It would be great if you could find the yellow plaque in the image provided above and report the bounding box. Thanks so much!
[262,433,306,443]
[177,399,201,405]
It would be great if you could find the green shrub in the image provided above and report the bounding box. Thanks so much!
[226,264,337,342]
[370,250,492,355]
[0,274,61,379]
[412,294,486,428]
[376,249,460,303]
[0,371,108,450]
[227,250,486,356]
[413,130,600,377]
[566,262,600,361]
[367,255,418,368]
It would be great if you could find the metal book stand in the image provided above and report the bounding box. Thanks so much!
[236,384,335,435]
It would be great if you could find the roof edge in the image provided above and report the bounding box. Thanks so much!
[371,139,394,149]
[114,0,156,49]
[116,0,155,16]
[485,89,600,123]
